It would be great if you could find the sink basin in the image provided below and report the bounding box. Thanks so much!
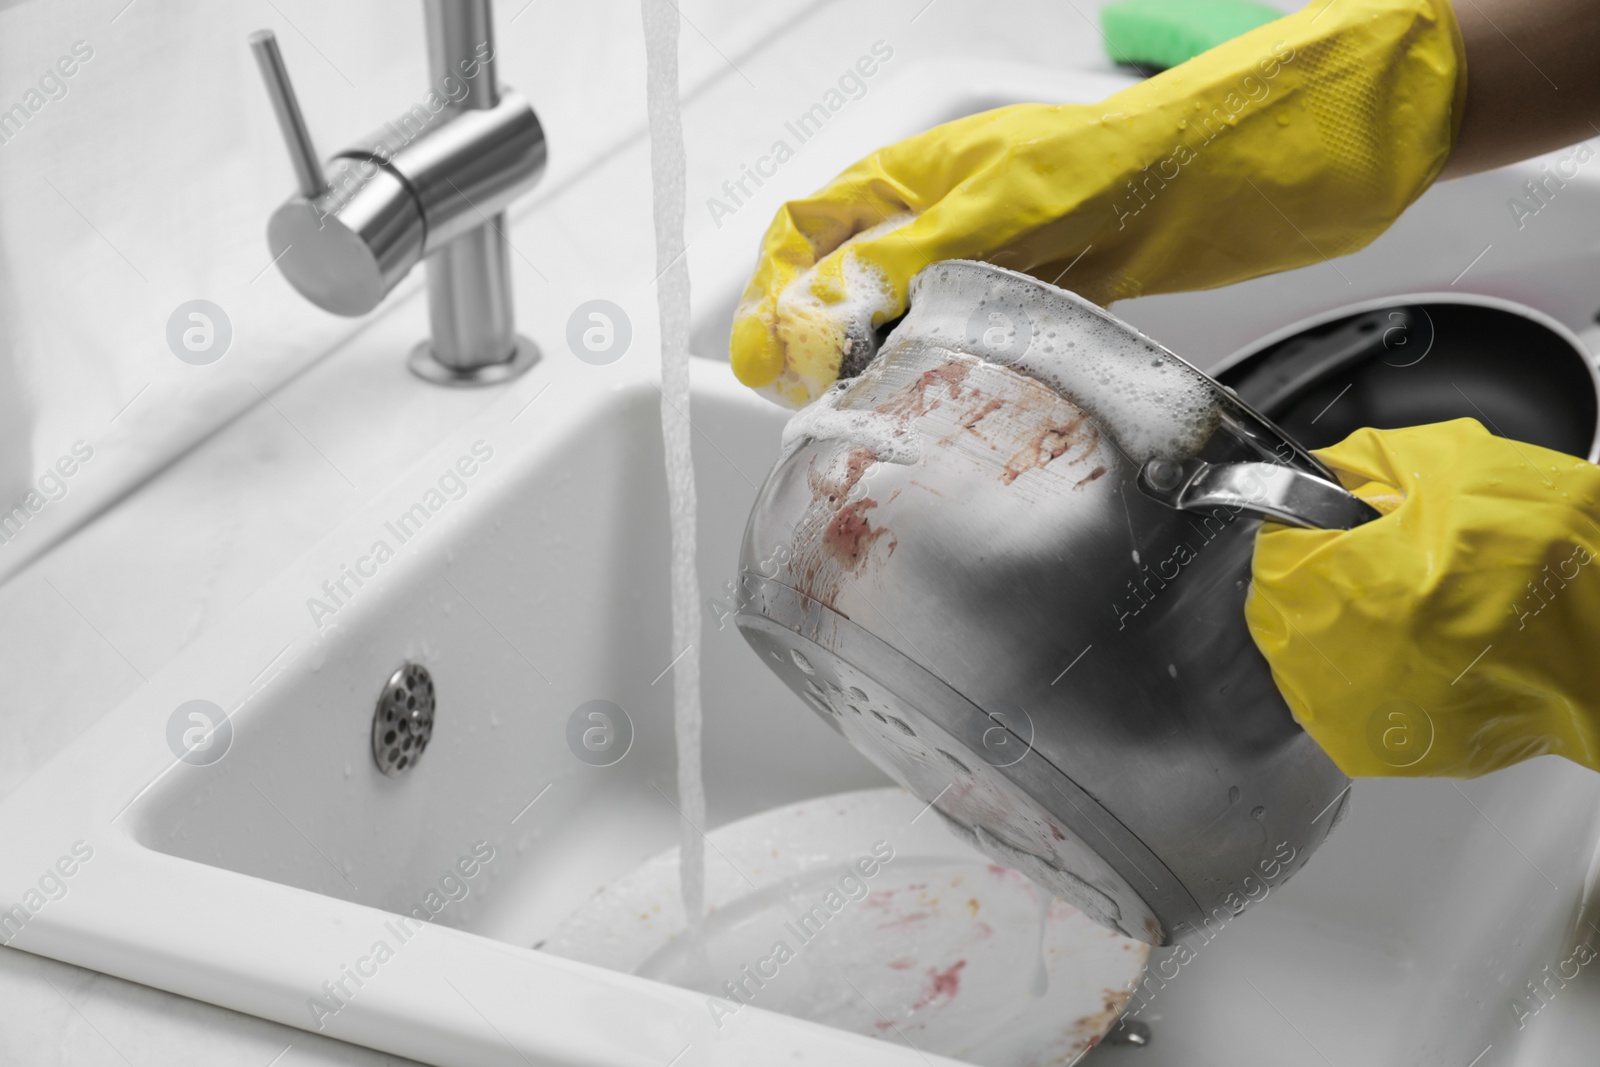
[0,359,928,1066]
[6,58,1600,1067]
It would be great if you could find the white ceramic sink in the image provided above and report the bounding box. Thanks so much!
[6,59,1600,1067]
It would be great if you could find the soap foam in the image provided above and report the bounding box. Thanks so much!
[907,263,1220,463]
[779,378,923,466]
[745,213,914,405]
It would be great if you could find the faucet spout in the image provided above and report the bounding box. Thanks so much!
[251,1,546,386]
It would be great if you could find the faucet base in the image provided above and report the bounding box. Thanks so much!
[406,335,540,387]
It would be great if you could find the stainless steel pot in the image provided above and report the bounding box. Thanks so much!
[734,261,1379,945]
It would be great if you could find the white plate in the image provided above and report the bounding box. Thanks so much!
[543,787,1150,1064]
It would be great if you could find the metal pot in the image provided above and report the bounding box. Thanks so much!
[734,261,1378,945]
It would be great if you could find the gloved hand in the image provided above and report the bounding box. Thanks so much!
[1246,419,1600,778]
[730,0,1466,407]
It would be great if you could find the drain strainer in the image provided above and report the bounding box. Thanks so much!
[372,662,435,776]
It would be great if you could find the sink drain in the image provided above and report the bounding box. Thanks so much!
[372,662,435,776]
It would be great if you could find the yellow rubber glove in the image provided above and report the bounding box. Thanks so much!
[730,0,1467,407]
[1247,420,1600,778]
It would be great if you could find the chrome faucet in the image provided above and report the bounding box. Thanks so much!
[250,1,547,385]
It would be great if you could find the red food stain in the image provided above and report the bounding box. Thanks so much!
[877,360,972,419]
[961,398,1003,433]
[875,910,932,931]
[807,446,877,505]
[910,960,967,1012]
[1060,985,1144,1060]
[886,957,916,971]
[1074,465,1108,488]
[823,497,894,572]
[1002,414,1100,485]
[864,889,897,910]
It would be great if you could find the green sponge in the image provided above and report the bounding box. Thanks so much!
[1100,0,1283,72]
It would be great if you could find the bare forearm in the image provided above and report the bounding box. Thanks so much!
[1442,0,1600,177]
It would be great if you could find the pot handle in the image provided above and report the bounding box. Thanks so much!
[1137,458,1381,531]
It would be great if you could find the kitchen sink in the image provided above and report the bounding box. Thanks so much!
[5,57,1600,1067]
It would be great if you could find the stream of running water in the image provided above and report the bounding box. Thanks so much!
[640,0,706,927]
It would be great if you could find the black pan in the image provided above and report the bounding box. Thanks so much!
[1211,294,1600,461]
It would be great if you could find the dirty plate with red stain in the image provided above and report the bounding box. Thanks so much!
[542,788,1150,1064]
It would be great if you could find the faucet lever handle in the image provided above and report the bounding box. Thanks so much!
[249,29,327,199]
